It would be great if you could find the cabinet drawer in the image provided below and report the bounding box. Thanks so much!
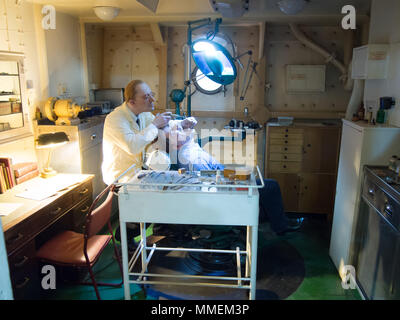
[269,161,302,173]
[270,153,302,162]
[72,180,93,203]
[269,145,303,154]
[270,138,304,146]
[269,128,304,134]
[79,124,103,150]
[270,133,304,140]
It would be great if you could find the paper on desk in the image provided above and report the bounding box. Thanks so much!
[15,174,84,201]
[0,203,23,216]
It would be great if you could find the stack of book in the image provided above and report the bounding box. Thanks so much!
[0,159,40,193]
[13,162,39,185]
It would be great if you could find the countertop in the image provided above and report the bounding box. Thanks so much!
[266,118,342,128]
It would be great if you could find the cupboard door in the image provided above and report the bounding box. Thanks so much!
[269,173,299,212]
[81,143,105,198]
[302,128,340,173]
[298,173,336,214]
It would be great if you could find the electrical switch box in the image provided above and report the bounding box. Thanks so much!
[286,65,326,93]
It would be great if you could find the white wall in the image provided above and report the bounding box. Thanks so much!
[45,11,85,103]
[364,0,400,127]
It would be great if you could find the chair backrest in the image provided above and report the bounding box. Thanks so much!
[84,184,115,238]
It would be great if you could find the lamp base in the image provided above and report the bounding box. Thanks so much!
[41,167,57,178]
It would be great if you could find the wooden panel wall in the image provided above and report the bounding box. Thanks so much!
[166,25,266,120]
[86,25,167,110]
[265,25,353,117]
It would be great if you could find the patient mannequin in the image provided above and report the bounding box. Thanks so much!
[146,120,303,236]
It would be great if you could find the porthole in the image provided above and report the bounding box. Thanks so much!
[191,66,223,95]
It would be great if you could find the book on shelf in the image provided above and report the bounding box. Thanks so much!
[0,157,15,192]
[0,167,6,193]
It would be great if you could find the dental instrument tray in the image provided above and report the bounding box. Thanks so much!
[116,166,264,193]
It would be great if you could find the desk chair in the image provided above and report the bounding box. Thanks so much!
[36,184,123,300]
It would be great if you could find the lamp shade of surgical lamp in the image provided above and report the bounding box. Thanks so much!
[192,39,237,86]
[93,6,120,21]
[277,0,308,15]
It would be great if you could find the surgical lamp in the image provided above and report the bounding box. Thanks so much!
[186,18,244,117]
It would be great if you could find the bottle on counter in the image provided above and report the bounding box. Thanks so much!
[376,107,386,124]
[357,103,365,121]
[389,155,398,172]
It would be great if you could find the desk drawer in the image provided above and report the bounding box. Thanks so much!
[79,124,103,150]
[72,180,93,203]
[5,193,74,254]
[270,138,304,146]
[269,161,302,173]
[69,197,92,233]
[269,153,302,162]
[9,240,39,300]
[269,145,303,154]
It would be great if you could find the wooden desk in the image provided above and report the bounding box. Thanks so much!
[0,174,94,300]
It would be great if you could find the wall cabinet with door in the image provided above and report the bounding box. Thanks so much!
[265,123,341,219]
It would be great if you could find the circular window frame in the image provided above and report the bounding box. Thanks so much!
[191,66,223,95]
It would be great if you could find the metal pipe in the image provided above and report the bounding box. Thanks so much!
[289,23,351,90]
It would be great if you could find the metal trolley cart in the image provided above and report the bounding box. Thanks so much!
[116,165,264,300]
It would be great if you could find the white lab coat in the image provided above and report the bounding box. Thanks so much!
[101,102,158,184]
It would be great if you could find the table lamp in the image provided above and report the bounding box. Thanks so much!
[36,132,69,178]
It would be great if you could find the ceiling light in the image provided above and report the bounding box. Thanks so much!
[277,0,308,15]
[93,6,120,21]
[209,0,249,18]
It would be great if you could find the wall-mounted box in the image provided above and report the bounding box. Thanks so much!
[286,65,326,93]
[352,44,390,80]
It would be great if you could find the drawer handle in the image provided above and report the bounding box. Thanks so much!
[80,206,90,213]
[79,188,89,196]
[14,256,29,268]
[15,277,30,289]
[284,155,288,160]
[285,134,288,138]
[284,147,288,151]
[368,188,375,196]
[7,233,24,245]
[91,134,97,140]
[283,165,287,169]
[285,141,288,144]
[51,207,62,215]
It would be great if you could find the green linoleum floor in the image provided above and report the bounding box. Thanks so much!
[40,215,361,300]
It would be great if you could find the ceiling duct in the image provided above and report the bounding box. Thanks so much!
[209,0,250,18]
[136,0,159,13]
